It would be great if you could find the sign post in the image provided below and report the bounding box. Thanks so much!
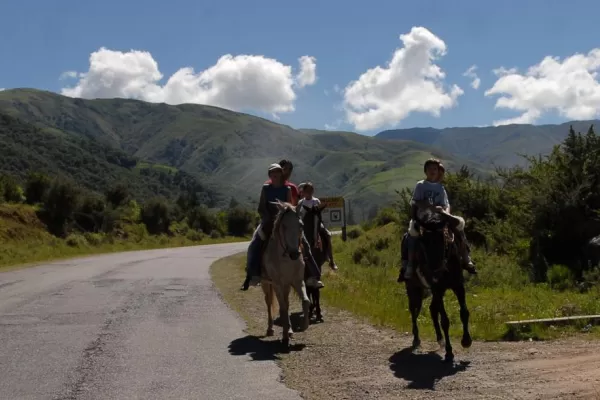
[319,196,347,242]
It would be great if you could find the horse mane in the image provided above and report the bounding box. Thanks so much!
[273,202,296,233]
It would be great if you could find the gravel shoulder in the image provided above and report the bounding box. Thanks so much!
[211,253,600,400]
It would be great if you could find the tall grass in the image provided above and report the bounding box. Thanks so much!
[323,223,600,341]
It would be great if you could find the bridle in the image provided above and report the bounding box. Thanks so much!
[273,207,303,258]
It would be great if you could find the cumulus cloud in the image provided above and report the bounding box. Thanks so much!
[296,55,317,88]
[486,49,600,126]
[61,47,318,115]
[463,65,481,89]
[342,26,463,131]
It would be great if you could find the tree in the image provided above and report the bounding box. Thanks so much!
[25,172,51,204]
[105,183,130,208]
[42,180,81,236]
[141,198,171,234]
[226,207,255,236]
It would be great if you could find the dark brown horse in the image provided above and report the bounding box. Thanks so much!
[301,203,328,322]
[405,214,473,362]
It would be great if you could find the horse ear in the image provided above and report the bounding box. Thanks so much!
[270,199,286,211]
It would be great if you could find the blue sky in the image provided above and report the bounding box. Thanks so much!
[2,0,600,135]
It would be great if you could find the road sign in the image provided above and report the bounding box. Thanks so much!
[320,196,345,228]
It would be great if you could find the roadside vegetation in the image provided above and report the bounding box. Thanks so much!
[322,125,600,341]
[0,171,256,270]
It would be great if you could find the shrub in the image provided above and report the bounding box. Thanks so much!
[226,207,256,236]
[547,265,574,291]
[25,172,51,204]
[347,227,363,240]
[65,233,88,247]
[141,198,171,234]
[83,232,105,246]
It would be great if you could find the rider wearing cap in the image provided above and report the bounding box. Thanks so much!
[242,163,324,291]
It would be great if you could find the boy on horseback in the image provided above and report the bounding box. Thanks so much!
[242,163,323,291]
[298,182,338,271]
[399,159,476,281]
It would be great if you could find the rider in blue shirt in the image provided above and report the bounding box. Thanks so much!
[241,163,324,291]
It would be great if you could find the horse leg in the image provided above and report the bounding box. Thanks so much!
[314,288,323,322]
[438,294,454,363]
[429,289,444,349]
[452,283,472,348]
[274,285,291,350]
[407,284,423,350]
[293,280,310,331]
[307,286,315,321]
[262,282,275,336]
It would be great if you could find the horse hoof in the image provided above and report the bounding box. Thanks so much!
[281,338,290,351]
[461,334,473,349]
[444,353,454,363]
[411,339,421,350]
[316,315,324,323]
[288,330,294,339]
[266,328,274,337]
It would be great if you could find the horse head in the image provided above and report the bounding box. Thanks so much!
[301,202,327,246]
[270,199,303,261]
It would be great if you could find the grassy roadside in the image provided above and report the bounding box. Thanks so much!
[0,235,248,273]
[0,203,248,272]
[325,223,600,341]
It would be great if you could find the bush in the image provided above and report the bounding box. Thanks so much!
[25,172,51,204]
[226,207,256,236]
[141,198,171,235]
[547,265,574,291]
[105,183,130,208]
[347,227,363,240]
[210,230,222,239]
[188,206,224,235]
[65,233,88,247]
[186,230,204,241]
[83,232,105,246]
[42,180,81,236]
[0,175,25,203]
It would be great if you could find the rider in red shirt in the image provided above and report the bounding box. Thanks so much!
[264,159,299,205]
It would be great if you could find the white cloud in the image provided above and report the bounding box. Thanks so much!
[463,65,481,89]
[296,55,317,88]
[486,49,600,126]
[59,71,79,80]
[61,47,317,115]
[324,119,343,130]
[0,88,4,91]
[342,26,463,131]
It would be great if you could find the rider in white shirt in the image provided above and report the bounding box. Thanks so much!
[298,182,339,270]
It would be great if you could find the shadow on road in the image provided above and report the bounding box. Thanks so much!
[389,347,470,390]
[228,335,306,361]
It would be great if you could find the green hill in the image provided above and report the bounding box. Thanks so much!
[376,120,600,167]
[0,89,487,218]
[0,111,223,207]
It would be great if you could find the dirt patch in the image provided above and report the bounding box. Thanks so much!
[212,254,600,400]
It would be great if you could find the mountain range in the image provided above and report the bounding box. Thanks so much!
[0,88,593,221]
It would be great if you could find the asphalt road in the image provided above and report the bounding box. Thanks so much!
[0,243,303,400]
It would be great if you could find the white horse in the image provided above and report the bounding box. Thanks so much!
[261,200,311,349]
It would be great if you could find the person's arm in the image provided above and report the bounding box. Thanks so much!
[290,184,299,206]
[257,186,268,221]
[441,186,450,213]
